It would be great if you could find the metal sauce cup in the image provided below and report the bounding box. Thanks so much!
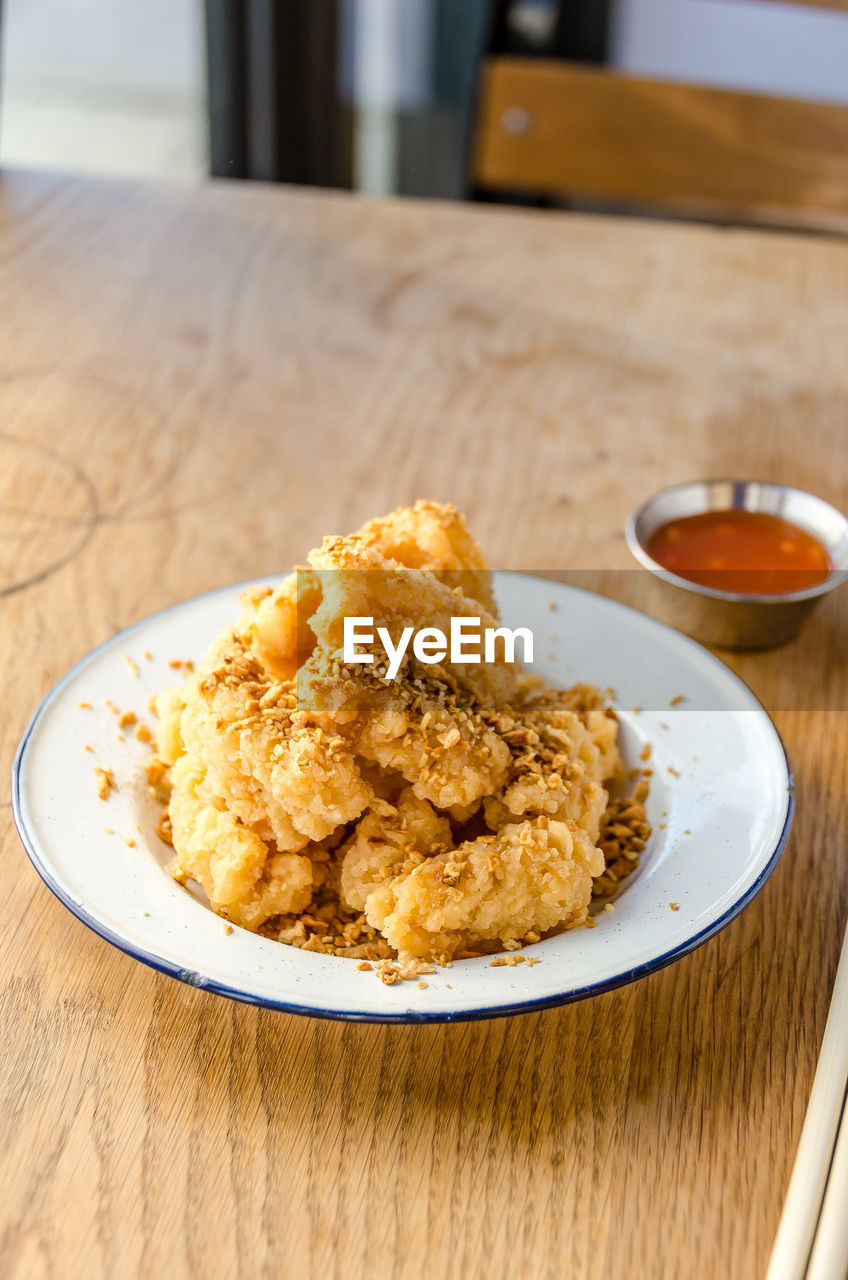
[626,480,848,650]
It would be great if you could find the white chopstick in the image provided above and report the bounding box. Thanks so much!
[806,1087,848,1280]
[766,918,848,1280]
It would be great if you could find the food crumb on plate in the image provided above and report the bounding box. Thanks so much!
[640,742,652,761]
[668,765,680,777]
[95,766,115,800]
[78,701,92,709]
[375,960,401,985]
[357,961,372,971]
[669,902,679,911]
[125,656,140,678]
[223,923,233,935]
[118,710,136,729]
[669,694,686,706]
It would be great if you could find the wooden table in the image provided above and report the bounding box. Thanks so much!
[1,169,846,1280]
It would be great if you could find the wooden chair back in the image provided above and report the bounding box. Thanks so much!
[473,2,848,227]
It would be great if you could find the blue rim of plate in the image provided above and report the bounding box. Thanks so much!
[11,574,795,1024]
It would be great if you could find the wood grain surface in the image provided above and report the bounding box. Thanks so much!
[475,57,848,228]
[0,170,846,1280]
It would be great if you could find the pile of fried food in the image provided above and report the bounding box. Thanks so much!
[148,501,650,982]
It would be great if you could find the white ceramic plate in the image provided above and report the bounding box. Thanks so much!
[12,573,792,1023]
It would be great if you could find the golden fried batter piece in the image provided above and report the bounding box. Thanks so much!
[356,498,497,613]
[339,788,452,912]
[480,691,613,835]
[169,755,313,930]
[302,655,511,812]
[361,815,604,959]
[237,574,321,681]
[236,500,495,682]
[305,534,517,706]
[177,633,371,852]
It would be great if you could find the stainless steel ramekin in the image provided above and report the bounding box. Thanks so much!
[626,479,848,650]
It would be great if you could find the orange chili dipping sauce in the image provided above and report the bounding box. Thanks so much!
[646,510,831,595]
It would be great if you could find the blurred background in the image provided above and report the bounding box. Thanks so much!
[2,0,848,228]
